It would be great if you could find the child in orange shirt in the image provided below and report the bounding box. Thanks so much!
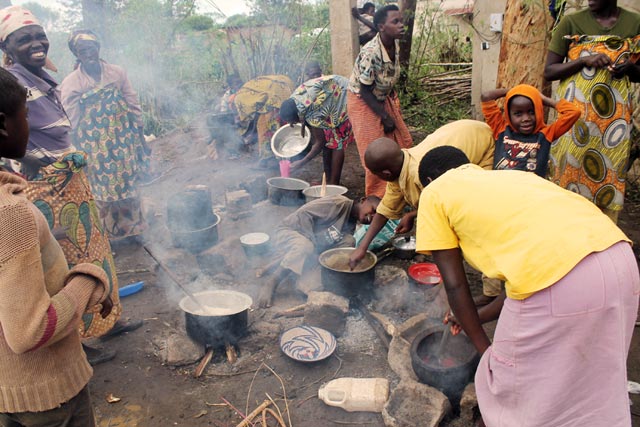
[481,84,580,177]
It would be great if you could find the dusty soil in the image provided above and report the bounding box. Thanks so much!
[87,120,640,427]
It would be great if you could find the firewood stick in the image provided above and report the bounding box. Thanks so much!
[235,400,271,427]
[194,348,214,378]
[225,343,237,364]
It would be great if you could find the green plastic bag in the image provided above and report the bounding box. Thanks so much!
[354,218,400,250]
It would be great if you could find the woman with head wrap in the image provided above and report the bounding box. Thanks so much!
[233,75,295,170]
[279,74,354,185]
[60,29,148,240]
[0,6,139,366]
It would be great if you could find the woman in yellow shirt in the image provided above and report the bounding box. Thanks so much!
[416,146,638,427]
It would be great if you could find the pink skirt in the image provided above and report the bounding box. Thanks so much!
[476,241,639,427]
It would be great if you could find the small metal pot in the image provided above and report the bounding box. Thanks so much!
[410,326,480,406]
[240,232,270,257]
[318,248,377,298]
[391,235,416,260]
[267,177,310,206]
[179,290,253,348]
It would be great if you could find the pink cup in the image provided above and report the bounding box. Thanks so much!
[279,160,291,177]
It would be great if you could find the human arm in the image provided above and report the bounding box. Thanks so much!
[59,75,82,130]
[290,126,324,171]
[432,248,492,355]
[0,203,111,354]
[543,98,581,141]
[351,7,377,31]
[115,65,144,126]
[349,212,389,269]
[609,58,640,83]
[543,50,611,82]
[394,210,417,234]
[480,94,507,140]
[445,290,506,334]
[480,88,508,102]
[359,83,395,133]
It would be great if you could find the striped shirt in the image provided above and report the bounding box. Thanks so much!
[7,64,72,178]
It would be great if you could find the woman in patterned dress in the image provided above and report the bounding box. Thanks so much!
[60,30,147,240]
[279,74,354,185]
[543,0,640,223]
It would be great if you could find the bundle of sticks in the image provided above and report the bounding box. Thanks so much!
[420,65,472,106]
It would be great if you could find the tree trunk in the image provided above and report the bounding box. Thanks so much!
[496,0,553,95]
[399,0,416,68]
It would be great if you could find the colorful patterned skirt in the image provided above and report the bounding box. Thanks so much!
[73,85,146,238]
[25,152,122,338]
[548,35,640,213]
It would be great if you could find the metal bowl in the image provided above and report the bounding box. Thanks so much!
[271,123,311,158]
[240,232,270,257]
[391,235,416,259]
[267,177,310,206]
[302,185,348,203]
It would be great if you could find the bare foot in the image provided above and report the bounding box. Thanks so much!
[257,287,274,308]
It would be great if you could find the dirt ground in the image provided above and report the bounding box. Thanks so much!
[86,119,640,427]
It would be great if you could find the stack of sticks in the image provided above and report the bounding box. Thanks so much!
[420,64,472,106]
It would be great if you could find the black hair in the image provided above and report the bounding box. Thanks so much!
[373,4,399,29]
[365,195,381,206]
[226,73,242,87]
[0,68,26,117]
[304,60,322,75]
[279,99,299,124]
[362,2,375,12]
[418,146,470,186]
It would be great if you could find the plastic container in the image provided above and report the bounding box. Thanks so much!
[279,159,291,177]
[318,377,389,412]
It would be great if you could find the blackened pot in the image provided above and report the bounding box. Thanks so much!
[267,177,310,206]
[169,214,220,254]
[410,326,480,407]
[318,248,377,298]
[179,290,252,348]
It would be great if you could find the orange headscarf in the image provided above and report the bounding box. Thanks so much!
[504,84,546,134]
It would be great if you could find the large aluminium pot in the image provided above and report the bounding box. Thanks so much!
[318,247,377,298]
[410,326,480,407]
[179,290,253,348]
[267,177,310,206]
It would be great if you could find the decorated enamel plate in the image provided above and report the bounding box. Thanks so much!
[280,325,337,362]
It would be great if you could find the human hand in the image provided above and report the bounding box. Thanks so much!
[540,93,556,108]
[608,60,632,79]
[582,53,611,69]
[99,296,114,318]
[444,311,462,335]
[351,7,359,18]
[349,247,367,270]
[395,213,416,234]
[382,115,396,134]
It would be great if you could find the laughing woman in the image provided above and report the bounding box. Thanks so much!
[347,4,412,198]
[60,30,147,241]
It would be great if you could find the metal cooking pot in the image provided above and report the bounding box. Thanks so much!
[410,326,480,406]
[169,213,220,254]
[240,232,270,257]
[318,247,377,298]
[391,235,416,260]
[179,290,252,348]
[267,177,310,206]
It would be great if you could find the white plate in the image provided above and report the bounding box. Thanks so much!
[280,325,336,362]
